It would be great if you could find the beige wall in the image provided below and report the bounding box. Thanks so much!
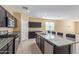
[13,12,21,32]
[52,20,75,34]
[63,21,75,34]
[75,22,79,34]
[54,20,64,32]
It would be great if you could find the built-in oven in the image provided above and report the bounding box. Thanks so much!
[6,17,16,28]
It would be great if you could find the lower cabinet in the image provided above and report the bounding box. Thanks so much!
[8,40,13,54]
[29,31,42,39]
[0,45,8,54]
[36,34,53,54]
[36,34,71,54]
[54,46,70,54]
[36,35,45,54]
[40,37,44,54]
[0,40,13,54]
[0,36,20,54]
[15,37,20,53]
[29,32,37,39]
[36,35,44,53]
[44,41,53,54]
[36,35,40,48]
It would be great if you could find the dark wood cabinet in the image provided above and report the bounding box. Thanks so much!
[29,32,36,39]
[8,40,13,54]
[0,45,8,54]
[40,37,44,54]
[0,6,16,27]
[29,31,42,39]
[36,34,44,54]
[0,6,6,27]
[53,45,71,54]
[29,22,41,28]
[6,12,16,28]
[0,40,13,54]
[36,35,40,48]
[0,34,20,54]
[36,33,72,54]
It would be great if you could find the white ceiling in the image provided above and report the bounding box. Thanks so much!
[6,5,79,21]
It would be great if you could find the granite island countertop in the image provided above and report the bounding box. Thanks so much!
[36,32,79,47]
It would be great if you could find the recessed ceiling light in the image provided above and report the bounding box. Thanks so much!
[22,6,28,10]
[22,6,29,13]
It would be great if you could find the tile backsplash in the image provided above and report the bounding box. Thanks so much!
[0,27,13,32]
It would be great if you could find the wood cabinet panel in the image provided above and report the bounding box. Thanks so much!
[0,6,6,27]
[29,22,41,28]
[0,6,16,27]
[44,41,53,54]
[40,37,44,54]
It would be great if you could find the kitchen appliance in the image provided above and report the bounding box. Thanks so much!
[6,17,16,28]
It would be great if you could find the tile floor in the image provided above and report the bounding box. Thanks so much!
[16,39,42,54]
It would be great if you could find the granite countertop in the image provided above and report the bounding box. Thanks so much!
[0,32,19,50]
[36,32,78,47]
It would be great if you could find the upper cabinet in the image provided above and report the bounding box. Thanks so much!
[0,6,6,27]
[0,6,16,28]
[6,12,16,28]
[29,22,41,28]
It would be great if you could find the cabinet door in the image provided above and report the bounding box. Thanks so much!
[0,40,13,54]
[0,45,8,54]
[36,35,40,48]
[44,41,53,54]
[54,46,69,54]
[0,6,6,27]
[29,32,36,38]
[40,37,44,54]
[8,40,13,54]
[15,37,20,53]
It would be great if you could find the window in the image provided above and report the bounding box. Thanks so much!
[45,22,55,31]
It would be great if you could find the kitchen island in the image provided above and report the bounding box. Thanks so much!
[36,32,79,54]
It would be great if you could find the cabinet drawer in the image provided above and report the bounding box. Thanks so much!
[0,45,8,54]
[8,44,13,54]
[8,40,13,47]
